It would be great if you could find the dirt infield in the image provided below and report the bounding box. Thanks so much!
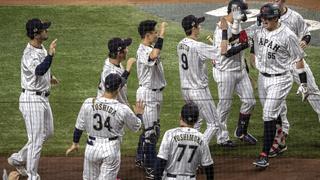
[1,156,320,180]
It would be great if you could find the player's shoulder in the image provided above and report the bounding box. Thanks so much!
[287,8,303,17]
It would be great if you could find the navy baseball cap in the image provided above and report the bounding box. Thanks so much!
[182,15,205,31]
[104,73,125,91]
[26,18,51,35]
[108,37,132,54]
[181,103,199,124]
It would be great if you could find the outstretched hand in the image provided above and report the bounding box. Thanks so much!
[66,143,80,156]
[48,39,57,56]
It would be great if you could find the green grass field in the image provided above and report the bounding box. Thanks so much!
[0,5,319,158]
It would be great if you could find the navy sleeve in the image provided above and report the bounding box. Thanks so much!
[121,70,130,80]
[204,164,214,180]
[73,128,83,143]
[154,157,167,180]
[35,55,53,76]
[225,43,249,58]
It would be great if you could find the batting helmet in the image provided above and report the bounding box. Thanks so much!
[227,0,250,22]
[259,3,281,19]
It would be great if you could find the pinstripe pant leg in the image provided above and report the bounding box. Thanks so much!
[215,70,235,144]
[84,145,101,180]
[100,141,120,180]
[44,99,54,141]
[236,69,256,114]
[23,95,45,180]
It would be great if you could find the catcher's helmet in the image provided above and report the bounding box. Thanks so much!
[227,0,250,22]
[259,3,281,19]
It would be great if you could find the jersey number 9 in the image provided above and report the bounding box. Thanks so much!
[181,53,188,70]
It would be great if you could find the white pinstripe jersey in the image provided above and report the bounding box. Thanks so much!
[157,127,213,175]
[177,38,218,89]
[97,58,129,105]
[213,22,245,71]
[280,8,310,40]
[21,43,50,91]
[246,24,304,74]
[75,97,141,138]
[136,43,166,89]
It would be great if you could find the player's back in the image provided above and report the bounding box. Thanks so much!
[77,97,140,139]
[162,127,212,176]
[177,38,209,89]
[97,58,129,105]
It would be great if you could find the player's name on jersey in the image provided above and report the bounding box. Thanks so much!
[178,43,190,52]
[173,133,203,145]
[258,38,281,52]
[92,103,117,116]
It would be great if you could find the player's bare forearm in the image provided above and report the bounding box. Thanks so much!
[220,17,228,55]
[295,58,305,69]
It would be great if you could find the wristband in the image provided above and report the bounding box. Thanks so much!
[154,38,164,50]
[222,30,228,40]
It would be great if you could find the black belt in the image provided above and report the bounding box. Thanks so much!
[22,88,50,97]
[260,72,286,77]
[139,85,164,92]
[88,136,118,141]
[167,173,195,178]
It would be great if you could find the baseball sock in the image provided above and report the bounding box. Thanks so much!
[237,113,251,135]
[262,120,277,155]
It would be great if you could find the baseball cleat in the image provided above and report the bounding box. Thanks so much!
[253,153,269,169]
[220,140,237,148]
[234,128,258,145]
[145,168,154,179]
[135,160,144,169]
[269,144,287,158]
[7,157,27,177]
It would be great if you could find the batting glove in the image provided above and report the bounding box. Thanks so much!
[296,83,309,102]
[232,6,243,21]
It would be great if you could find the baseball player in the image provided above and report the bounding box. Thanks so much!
[97,37,136,106]
[212,0,257,146]
[177,14,235,147]
[134,20,167,178]
[7,18,58,179]
[243,3,309,168]
[66,73,143,180]
[266,0,320,158]
[154,103,214,180]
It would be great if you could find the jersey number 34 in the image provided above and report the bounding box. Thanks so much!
[93,113,112,132]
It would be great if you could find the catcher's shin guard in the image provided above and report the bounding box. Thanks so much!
[135,133,145,165]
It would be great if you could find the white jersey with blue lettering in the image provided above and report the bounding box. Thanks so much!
[97,58,129,105]
[75,97,141,138]
[75,97,141,180]
[247,24,304,74]
[157,127,213,177]
[177,37,218,89]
